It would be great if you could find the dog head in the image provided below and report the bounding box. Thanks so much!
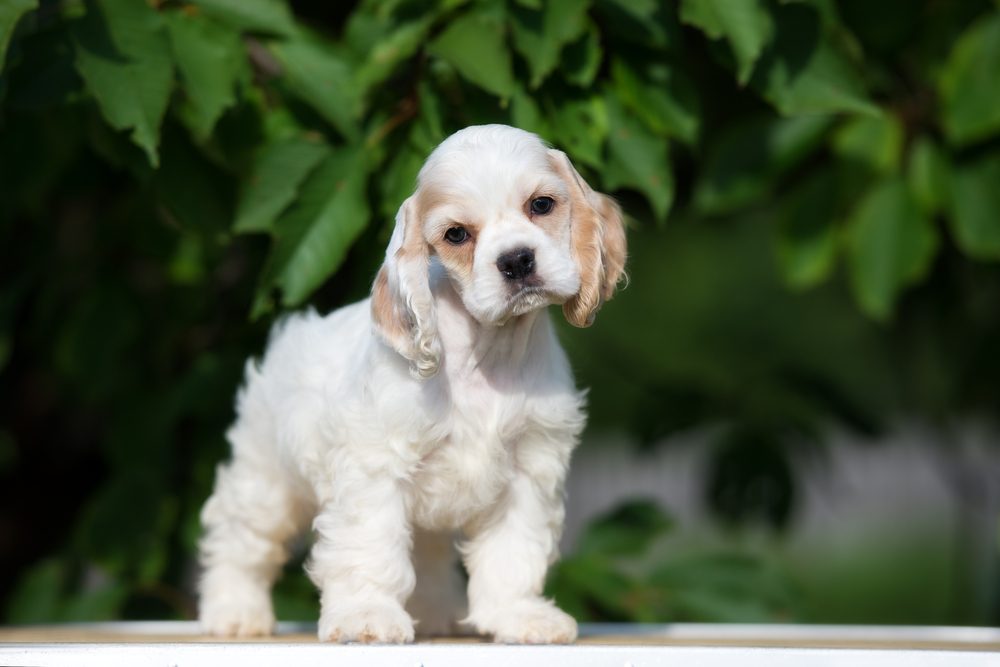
[372,124,627,378]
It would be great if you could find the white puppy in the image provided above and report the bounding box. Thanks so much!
[198,124,627,644]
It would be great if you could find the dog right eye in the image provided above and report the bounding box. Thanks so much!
[444,227,469,245]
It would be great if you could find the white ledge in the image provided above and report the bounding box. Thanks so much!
[1,622,998,667]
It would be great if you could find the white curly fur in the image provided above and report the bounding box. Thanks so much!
[198,125,625,644]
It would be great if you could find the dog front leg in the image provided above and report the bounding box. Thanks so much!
[461,450,577,644]
[307,462,416,643]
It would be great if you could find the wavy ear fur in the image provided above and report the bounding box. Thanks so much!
[371,196,441,378]
[548,150,627,328]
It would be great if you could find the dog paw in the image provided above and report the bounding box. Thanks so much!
[199,591,275,637]
[319,600,415,644]
[472,598,578,644]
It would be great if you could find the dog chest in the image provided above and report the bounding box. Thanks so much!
[406,386,527,530]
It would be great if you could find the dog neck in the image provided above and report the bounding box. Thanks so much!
[433,281,547,378]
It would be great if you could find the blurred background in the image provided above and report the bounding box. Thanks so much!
[2,0,1000,627]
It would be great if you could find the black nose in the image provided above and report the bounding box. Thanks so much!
[496,247,535,281]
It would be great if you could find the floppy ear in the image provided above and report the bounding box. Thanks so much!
[549,149,627,328]
[371,195,441,378]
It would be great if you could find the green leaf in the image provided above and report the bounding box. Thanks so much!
[1,22,83,111]
[510,88,552,138]
[694,114,832,215]
[595,0,671,49]
[164,10,248,141]
[188,0,295,37]
[234,136,331,233]
[271,35,361,140]
[831,112,904,174]
[575,499,673,557]
[255,146,371,314]
[611,59,699,144]
[650,553,793,622]
[604,96,674,223]
[562,19,602,88]
[510,0,591,89]
[5,559,65,623]
[169,233,207,285]
[155,126,234,233]
[547,94,607,169]
[74,473,176,581]
[378,140,424,220]
[845,178,938,321]
[949,151,1000,260]
[906,136,951,216]
[354,15,434,95]
[750,3,877,116]
[427,8,516,99]
[71,0,174,167]
[409,81,446,154]
[547,554,635,620]
[939,13,1000,147]
[0,0,36,66]
[60,581,128,622]
[680,0,773,84]
[774,166,839,289]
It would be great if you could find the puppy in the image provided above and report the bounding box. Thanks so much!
[198,124,626,643]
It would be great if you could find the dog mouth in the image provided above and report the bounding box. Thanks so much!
[506,284,553,315]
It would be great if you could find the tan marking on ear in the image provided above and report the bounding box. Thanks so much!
[370,195,441,378]
[594,194,627,301]
[548,150,628,328]
[371,266,410,351]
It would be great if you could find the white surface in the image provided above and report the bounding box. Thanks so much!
[0,642,997,667]
[1,623,999,667]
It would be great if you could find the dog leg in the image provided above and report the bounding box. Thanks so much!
[308,462,416,643]
[198,458,311,637]
[407,529,466,637]
[461,441,577,644]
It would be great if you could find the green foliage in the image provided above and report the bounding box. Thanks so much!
[0,0,36,65]
[680,0,772,84]
[164,10,248,140]
[547,500,797,622]
[253,146,371,316]
[69,0,174,166]
[232,137,331,234]
[939,12,1000,147]
[3,0,1000,627]
[6,0,994,318]
[748,3,877,116]
[428,7,516,99]
[950,151,1000,260]
[511,0,590,89]
[845,178,938,321]
[189,0,295,36]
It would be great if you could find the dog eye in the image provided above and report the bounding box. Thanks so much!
[444,226,470,245]
[530,196,555,215]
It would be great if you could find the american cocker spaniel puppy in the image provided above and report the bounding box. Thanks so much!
[198,124,627,643]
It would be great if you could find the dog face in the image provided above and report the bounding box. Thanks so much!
[416,127,583,325]
[372,125,626,378]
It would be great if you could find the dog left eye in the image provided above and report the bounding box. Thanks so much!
[530,197,555,215]
[444,227,470,244]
